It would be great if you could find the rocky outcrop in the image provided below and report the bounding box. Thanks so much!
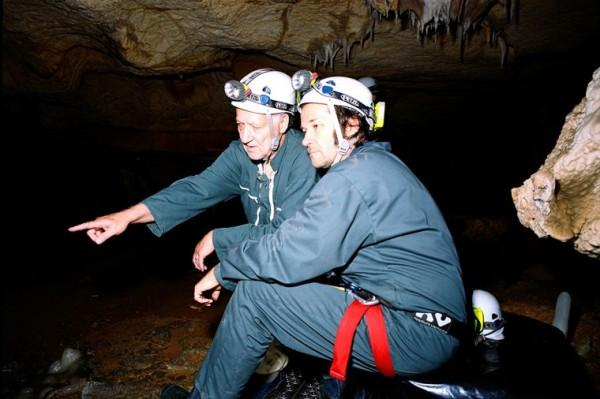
[3,1,504,80]
[1,0,515,136]
[512,67,600,258]
[4,1,598,133]
[5,1,598,91]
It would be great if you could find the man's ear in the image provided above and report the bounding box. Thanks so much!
[278,113,290,133]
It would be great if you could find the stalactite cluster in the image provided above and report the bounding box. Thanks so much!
[363,0,513,66]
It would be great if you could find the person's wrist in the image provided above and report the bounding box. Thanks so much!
[126,203,151,224]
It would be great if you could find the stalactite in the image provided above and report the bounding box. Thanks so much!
[504,0,511,21]
[490,22,498,46]
[422,0,451,34]
[311,40,344,70]
[313,0,513,70]
[511,0,519,23]
[365,0,514,67]
[457,24,465,62]
[361,18,376,48]
[497,35,507,66]
[343,38,352,65]
[330,43,342,69]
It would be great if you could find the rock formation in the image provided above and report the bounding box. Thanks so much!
[512,67,600,258]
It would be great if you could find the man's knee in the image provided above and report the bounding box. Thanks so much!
[235,280,275,303]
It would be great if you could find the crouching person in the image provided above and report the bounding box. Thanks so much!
[166,75,466,399]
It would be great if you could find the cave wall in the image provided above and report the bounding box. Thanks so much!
[512,68,600,258]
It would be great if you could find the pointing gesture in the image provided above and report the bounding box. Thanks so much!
[68,203,154,245]
[68,215,128,244]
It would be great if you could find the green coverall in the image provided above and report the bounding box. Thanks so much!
[194,141,466,398]
[142,130,318,257]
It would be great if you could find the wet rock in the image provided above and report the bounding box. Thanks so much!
[575,335,593,359]
[48,348,83,375]
[148,326,171,347]
[127,353,157,371]
[81,381,129,399]
[167,347,204,372]
[2,360,20,373]
[15,387,35,399]
[43,377,88,398]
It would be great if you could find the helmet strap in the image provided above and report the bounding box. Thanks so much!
[264,111,282,165]
[328,102,351,166]
[271,136,280,151]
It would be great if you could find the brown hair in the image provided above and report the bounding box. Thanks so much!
[334,106,370,146]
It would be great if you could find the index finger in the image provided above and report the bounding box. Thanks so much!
[68,220,104,232]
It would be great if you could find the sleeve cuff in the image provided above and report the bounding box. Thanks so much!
[145,222,162,237]
[214,264,237,291]
[141,199,164,237]
[212,228,228,259]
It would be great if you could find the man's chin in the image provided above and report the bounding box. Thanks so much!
[310,158,327,169]
[245,150,265,161]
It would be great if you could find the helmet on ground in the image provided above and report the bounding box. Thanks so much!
[358,76,377,90]
[224,68,295,115]
[298,76,375,130]
[472,289,506,341]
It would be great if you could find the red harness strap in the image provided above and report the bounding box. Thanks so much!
[330,300,395,381]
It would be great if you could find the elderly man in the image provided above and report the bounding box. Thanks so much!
[69,68,318,273]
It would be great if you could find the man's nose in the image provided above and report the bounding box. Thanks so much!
[301,132,311,147]
[240,126,253,143]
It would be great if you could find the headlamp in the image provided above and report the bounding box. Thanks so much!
[473,307,485,333]
[224,79,295,113]
[292,69,317,91]
[224,80,246,101]
[473,306,506,335]
[374,102,385,131]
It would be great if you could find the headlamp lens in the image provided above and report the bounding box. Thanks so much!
[473,307,485,333]
[224,80,246,101]
[292,69,312,91]
[374,102,385,130]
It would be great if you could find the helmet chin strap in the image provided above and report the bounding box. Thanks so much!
[328,102,351,166]
[264,111,281,165]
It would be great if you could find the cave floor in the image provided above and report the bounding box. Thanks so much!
[2,263,599,399]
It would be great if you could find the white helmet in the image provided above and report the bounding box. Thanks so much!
[358,76,377,90]
[224,68,295,115]
[298,76,375,129]
[472,289,506,341]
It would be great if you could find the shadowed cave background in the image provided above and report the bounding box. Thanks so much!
[2,1,600,397]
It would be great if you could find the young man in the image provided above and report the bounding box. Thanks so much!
[69,68,318,271]
[179,75,466,399]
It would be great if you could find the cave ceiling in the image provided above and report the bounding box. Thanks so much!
[3,0,600,139]
[4,1,598,80]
